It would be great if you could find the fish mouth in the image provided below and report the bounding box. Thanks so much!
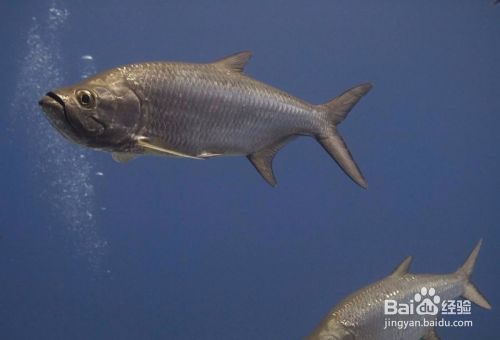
[39,91,71,126]
[42,91,65,108]
[39,92,105,137]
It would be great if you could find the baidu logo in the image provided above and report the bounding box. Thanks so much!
[384,286,441,316]
[383,286,474,329]
[414,287,440,315]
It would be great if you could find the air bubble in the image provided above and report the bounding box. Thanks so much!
[9,2,107,272]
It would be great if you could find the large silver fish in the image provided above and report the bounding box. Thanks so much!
[39,51,372,187]
[307,240,491,339]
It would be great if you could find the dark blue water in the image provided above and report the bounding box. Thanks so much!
[1,1,499,339]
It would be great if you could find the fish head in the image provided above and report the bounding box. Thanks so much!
[39,74,141,150]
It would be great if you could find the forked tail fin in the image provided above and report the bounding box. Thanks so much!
[456,239,492,309]
[316,83,372,189]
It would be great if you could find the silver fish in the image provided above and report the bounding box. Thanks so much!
[307,240,491,339]
[39,51,372,187]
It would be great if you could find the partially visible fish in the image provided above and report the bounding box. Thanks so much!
[39,51,372,187]
[307,240,491,339]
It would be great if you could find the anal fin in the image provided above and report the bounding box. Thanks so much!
[248,136,295,187]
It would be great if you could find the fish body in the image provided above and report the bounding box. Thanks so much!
[39,51,372,187]
[307,241,491,340]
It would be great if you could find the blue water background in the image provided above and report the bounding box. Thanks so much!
[1,1,499,339]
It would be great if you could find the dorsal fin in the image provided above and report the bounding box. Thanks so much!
[390,256,412,277]
[213,51,252,73]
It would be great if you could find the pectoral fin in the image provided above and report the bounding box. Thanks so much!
[112,152,137,163]
[198,152,223,158]
[248,136,295,187]
[137,137,203,160]
[422,327,440,340]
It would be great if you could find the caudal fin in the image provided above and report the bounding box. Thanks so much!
[456,239,492,309]
[316,83,372,189]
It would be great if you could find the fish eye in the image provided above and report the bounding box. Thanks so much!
[76,89,96,108]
